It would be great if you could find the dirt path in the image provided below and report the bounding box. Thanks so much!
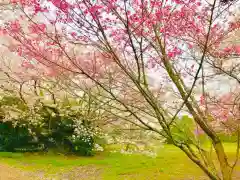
[0,164,102,180]
[0,164,34,180]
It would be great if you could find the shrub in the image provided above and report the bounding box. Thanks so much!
[0,94,102,156]
[0,121,39,152]
[71,136,94,156]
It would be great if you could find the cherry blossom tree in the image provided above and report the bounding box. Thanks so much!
[1,0,240,179]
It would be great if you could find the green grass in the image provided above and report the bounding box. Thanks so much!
[0,143,239,179]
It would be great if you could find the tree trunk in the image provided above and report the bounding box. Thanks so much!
[213,141,232,180]
[162,59,233,180]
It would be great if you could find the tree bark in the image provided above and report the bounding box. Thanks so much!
[213,141,232,180]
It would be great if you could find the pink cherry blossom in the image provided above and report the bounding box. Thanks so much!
[28,23,46,34]
[9,20,21,33]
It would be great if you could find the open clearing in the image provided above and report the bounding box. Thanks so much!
[0,144,239,180]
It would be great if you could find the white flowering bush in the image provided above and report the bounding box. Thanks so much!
[105,124,162,157]
[93,144,104,152]
[0,93,104,155]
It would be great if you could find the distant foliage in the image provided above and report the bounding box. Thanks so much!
[166,115,238,144]
[165,115,196,144]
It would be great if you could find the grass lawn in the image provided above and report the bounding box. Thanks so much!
[0,143,239,180]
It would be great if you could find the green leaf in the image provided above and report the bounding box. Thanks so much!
[39,90,44,97]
